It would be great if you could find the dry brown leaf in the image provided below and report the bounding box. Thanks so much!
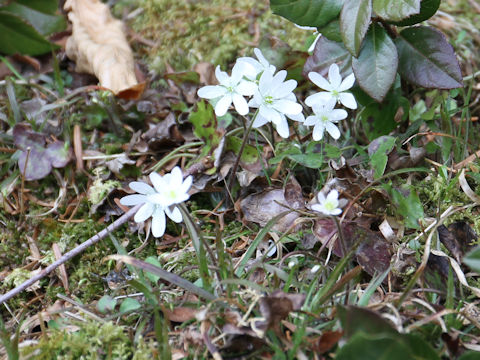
[64,0,144,99]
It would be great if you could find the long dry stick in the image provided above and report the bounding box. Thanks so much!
[0,204,141,305]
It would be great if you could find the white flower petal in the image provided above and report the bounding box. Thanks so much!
[325,122,341,139]
[149,172,166,193]
[258,71,274,94]
[270,70,287,90]
[259,106,281,124]
[331,208,342,215]
[180,175,193,194]
[231,62,247,84]
[272,99,302,115]
[232,93,249,115]
[304,115,318,126]
[214,94,232,116]
[317,192,326,203]
[129,181,154,195]
[148,193,166,206]
[252,114,269,128]
[339,73,355,92]
[151,207,166,237]
[326,189,339,202]
[197,85,226,99]
[305,92,334,107]
[339,93,357,109]
[170,167,183,185]
[236,80,257,96]
[166,206,183,223]
[287,111,305,122]
[308,72,333,92]
[120,194,147,206]
[330,109,348,121]
[275,79,297,98]
[134,202,155,223]
[275,118,290,138]
[328,64,342,89]
[312,124,325,141]
[215,65,229,85]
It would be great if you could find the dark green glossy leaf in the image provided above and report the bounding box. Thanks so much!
[395,26,463,89]
[2,2,65,35]
[0,11,56,55]
[303,36,352,78]
[458,352,480,360]
[16,0,59,15]
[270,0,345,28]
[463,246,480,273]
[373,0,420,22]
[317,19,342,42]
[353,24,397,102]
[340,0,371,57]
[390,0,440,26]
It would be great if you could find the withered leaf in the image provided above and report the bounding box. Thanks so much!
[13,124,70,181]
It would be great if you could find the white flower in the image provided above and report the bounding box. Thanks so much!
[310,264,321,274]
[311,189,342,216]
[248,70,304,138]
[197,62,257,116]
[304,98,347,140]
[236,48,276,81]
[120,167,193,238]
[306,63,357,110]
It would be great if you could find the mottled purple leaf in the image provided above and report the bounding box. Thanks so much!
[394,26,463,89]
[303,36,352,79]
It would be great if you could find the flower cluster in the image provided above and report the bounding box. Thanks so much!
[197,48,304,138]
[120,167,192,238]
[197,47,357,142]
[304,64,357,141]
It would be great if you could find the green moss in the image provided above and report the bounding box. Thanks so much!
[129,0,308,72]
[21,321,136,359]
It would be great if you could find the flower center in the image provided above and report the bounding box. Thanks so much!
[226,86,234,93]
[321,115,329,123]
[325,201,336,211]
[331,90,339,98]
[264,95,274,105]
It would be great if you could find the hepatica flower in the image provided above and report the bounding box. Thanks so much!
[248,70,304,138]
[306,63,357,110]
[236,48,276,81]
[120,167,193,238]
[304,98,347,140]
[197,62,256,116]
[311,189,342,216]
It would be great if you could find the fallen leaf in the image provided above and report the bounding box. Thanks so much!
[64,0,144,98]
[163,307,198,323]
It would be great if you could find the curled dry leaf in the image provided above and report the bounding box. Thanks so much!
[64,0,144,99]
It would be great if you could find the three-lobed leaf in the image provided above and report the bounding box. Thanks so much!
[395,26,463,89]
[340,0,371,57]
[352,23,398,102]
[270,0,345,28]
[373,0,421,22]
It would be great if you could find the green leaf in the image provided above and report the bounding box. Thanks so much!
[0,11,57,55]
[390,0,440,26]
[383,183,424,229]
[303,36,352,78]
[119,297,141,313]
[372,0,420,22]
[2,2,66,36]
[97,295,117,313]
[352,24,397,102]
[340,0,372,57]
[336,332,411,360]
[144,256,162,283]
[16,0,60,15]
[463,246,480,273]
[368,135,396,179]
[395,26,463,89]
[225,136,259,165]
[337,305,398,338]
[317,19,342,42]
[458,352,480,360]
[401,333,440,360]
[270,0,345,28]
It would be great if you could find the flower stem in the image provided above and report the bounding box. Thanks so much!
[227,110,259,194]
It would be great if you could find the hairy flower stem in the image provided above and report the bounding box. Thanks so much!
[227,110,259,194]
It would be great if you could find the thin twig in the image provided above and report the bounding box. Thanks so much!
[0,204,141,305]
